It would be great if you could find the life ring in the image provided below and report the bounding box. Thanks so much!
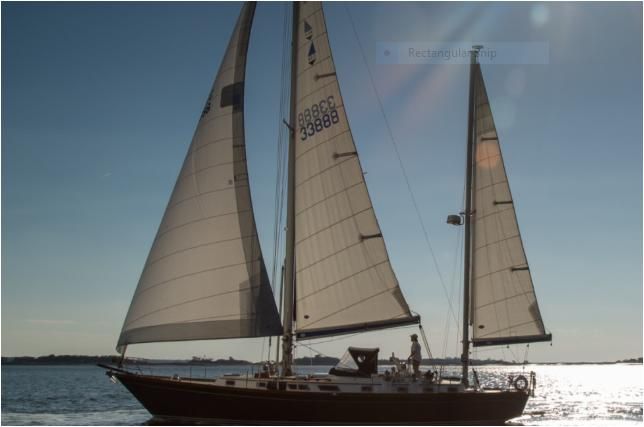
[513,375,528,391]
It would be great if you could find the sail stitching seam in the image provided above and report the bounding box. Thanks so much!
[296,260,389,303]
[154,209,252,241]
[190,136,239,155]
[295,157,354,189]
[473,234,520,251]
[165,185,248,212]
[199,106,234,124]
[473,264,529,280]
[143,234,258,271]
[295,129,351,160]
[475,319,540,338]
[295,79,340,104]
[295,240,363,274]
[295,181,362,216]
[474,207,513,223]
[178,159,246,180]
[136,259,259,297]
[295,206,371,244]
[475,290,534,310]
[125,285,263,327]
[475,179,509,193]
[300,286,398,329]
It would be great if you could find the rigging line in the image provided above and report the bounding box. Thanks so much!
[505,345,519,362]
[418,324,438,372]
[441,220,463,359]
[440,103,468,359]
[260,337,266,364]
[270,2,291,296]
[454,180,466,355]
[269,4,290,364]
[297,341,332,359]
[303,332,362,345]
[344,7,458,326]
[441,178,465,359]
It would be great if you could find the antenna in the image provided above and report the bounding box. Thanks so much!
[471,45,483,63]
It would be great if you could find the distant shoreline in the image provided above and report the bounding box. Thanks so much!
[2,355,641,366]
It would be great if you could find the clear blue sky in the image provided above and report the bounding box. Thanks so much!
[2,2,641,363]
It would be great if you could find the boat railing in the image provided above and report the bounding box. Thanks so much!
[473,369,536,395]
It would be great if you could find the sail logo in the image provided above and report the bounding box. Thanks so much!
[304,21,313,40]
[304,20,316,64]
[308,43,317,65]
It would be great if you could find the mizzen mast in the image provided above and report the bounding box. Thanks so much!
[460,45,482,386]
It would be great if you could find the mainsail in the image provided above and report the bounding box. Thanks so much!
[291,2,418,339]
[470,65,550,347]
[117,3,282,352]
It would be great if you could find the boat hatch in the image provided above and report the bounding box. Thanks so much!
[329,347,379,378]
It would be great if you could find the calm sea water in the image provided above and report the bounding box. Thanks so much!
[1,364,642,425]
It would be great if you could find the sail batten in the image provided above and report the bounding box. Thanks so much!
[470,65,550,346]
[291,2,416,339]
[297,316,421,340]
[117,3,282,353]
[472,333,553,347]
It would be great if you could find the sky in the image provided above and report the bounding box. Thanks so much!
[2,2,641,364]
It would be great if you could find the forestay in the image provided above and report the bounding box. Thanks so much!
[470,65,550,347]
[292,2,418,339]
[117,3,282,353]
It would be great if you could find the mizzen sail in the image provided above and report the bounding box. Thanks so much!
[470,65,550,347]
[117,3,282,352]
[292,2,418,340]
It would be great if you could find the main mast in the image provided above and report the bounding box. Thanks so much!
[281,2,300,377]
[461,45,481,386]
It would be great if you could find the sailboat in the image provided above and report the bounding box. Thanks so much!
[101,2,552,424]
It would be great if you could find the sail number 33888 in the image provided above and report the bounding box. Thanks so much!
[299,96,340,141]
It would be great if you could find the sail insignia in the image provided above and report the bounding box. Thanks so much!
[304,20,313,40]
[116,3,282,353]
[308,43,317,65]
[470,64,550,347]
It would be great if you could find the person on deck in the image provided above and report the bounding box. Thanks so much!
[408,333,422,379]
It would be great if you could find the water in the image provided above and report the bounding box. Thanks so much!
[2,364,642,425]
